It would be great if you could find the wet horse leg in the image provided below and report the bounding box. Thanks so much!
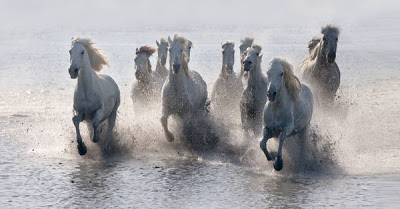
[161,108,174,142]
[274,128,289,171]
[92,107,107,143]
[104,109,117,152]
[260,127,273,161]
[73,111,87,155]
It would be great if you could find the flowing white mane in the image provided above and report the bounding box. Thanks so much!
[270,57,301,99]
[71,37,110,72]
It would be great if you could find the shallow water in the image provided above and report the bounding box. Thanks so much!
[1,7,400,208]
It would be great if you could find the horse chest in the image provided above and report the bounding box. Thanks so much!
[166,90,190,114]
[74,92,101,115]
[264,104,291,131]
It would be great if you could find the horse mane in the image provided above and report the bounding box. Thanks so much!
[321,24,341,36]
[71,37,109,72]
[136,45,156,57]
[159,38,169,46]
[135,45,156,73]
[271,57,301,100]
[222,40,235,49]
[308,37,320,54]
[172,34,190,76]
[240,37,254,46]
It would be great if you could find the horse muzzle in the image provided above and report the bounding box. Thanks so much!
[267,90,277,102]
[135,71,144,80]
[243,60,251,71]
[160,58,166,66]
[69,67,79,79]
[327,52,336,63]
[172,64,180,74]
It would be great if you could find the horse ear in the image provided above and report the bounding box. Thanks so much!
[168,36,172,44]
[156,40,160,47]
[136,48,138,53]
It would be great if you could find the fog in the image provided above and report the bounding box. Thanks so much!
[0,0,399,29]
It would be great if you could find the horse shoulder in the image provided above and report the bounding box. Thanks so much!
[293,85,313,129]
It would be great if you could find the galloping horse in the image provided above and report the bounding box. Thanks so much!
[260,58,313,171]
[68,37,120,155]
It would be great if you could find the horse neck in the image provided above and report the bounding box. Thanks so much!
[273,84,292,108]
[77,61,98,95]
[221,65,234,78]
[313,44,328,68]
[247,62,263,87]
[168,67,188,88]
[156,61,166,73]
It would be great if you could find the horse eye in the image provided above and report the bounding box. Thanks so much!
[180,49,183,52]
[281,73,283,76]
[81,51,84,55]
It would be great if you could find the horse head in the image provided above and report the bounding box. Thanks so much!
[168,34,189,75]
[267,58,300,102]
[243,45,262,72]
[320,24,340,64]
[156,38,168,67]
[69,37,109,79]
[239,37,254,65]
[135,45,156,82]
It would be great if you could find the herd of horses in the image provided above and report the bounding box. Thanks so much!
[67,24,341,171]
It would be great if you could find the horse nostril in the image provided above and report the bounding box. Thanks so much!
[74,68,78,73]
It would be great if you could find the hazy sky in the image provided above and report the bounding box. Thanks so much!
[0,0,399,29]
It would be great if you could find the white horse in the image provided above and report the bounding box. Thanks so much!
[240,44,268,137]
[260,58,313,171]
[131,45,159,113]
[68,37,120,155]
[161,34,208,143]
[153,38,169,89]
[211,41,242,115]
[297,24,341,103]
[239,37,254,86]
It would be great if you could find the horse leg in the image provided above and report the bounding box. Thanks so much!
[274,129,288,171]
[161,111,174,142]
[92,107,106,143]
[259,127,273,161]
[72,111,87,156]
[104,110,117,152]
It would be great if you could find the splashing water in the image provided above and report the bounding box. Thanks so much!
[0,22,399,207]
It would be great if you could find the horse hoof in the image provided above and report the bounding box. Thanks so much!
[77,143,87,156]
[273,156,283,171]
[166,132,174,142]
